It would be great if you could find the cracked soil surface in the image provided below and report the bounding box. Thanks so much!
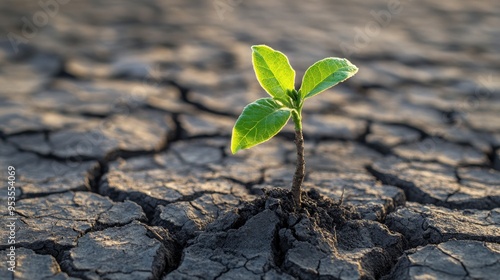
[0,0,499,279]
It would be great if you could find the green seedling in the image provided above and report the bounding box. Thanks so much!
[231,45,358,206]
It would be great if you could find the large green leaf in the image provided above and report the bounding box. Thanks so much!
[252,45,295,100]
[231,98,291,153]
[300,58,358,99]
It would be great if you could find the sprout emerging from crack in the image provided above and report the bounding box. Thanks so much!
[231,45,358,206]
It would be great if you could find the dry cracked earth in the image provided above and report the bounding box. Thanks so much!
[0,0,499,279]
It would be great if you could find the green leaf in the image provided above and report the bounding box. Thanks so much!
[231,98,291,154]
[300,58,358,99]
[252,45,296,100]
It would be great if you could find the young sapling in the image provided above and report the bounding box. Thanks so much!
[231,45,358,206]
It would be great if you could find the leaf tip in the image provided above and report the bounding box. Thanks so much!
[251,44,264,52]
[230,144,240,154]
[230,128,242,154]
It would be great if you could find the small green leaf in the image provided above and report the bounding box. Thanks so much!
[300,58,358,99]
[231,98,291,153]
[252,45,296,100]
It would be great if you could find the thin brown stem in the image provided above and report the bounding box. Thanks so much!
[291,126,305,207]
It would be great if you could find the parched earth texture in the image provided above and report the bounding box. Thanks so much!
[0,0,499,279]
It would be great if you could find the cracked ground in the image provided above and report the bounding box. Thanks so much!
[0,0,499,279]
